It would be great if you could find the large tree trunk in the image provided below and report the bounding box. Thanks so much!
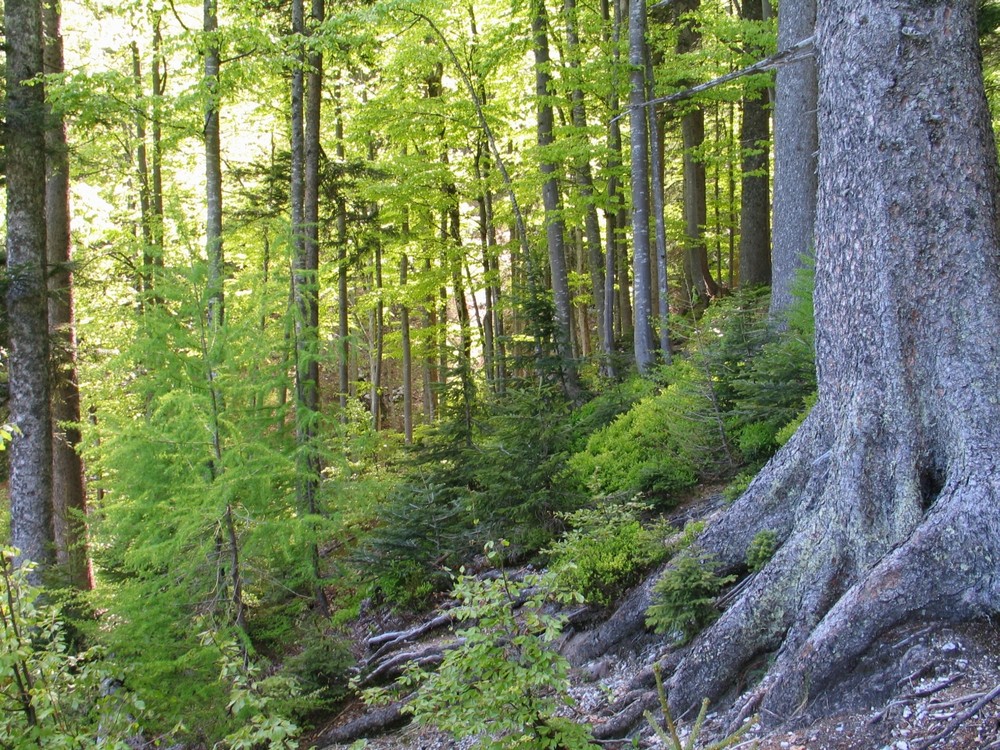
[6,0,54,576]
[45,1,91,589]
[769,0,817,317]
[664,0,1000,725]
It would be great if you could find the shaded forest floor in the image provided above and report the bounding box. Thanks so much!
[310,487,1000,750]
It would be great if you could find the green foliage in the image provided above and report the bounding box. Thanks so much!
[280,631,355,720]
[746,531,777,574]
[722,472,753,503]
[645,548,736,644]
[569,360,724,507]
[358,384,592,608]
[0,549,144,748]
[546,501,670,606]
[206,633,300,750]
[644,663,758,750]
[369,543,597,750]
[775,392,818,447]
[728,265,817,460]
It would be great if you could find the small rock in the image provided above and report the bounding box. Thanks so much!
[940,641,959,653]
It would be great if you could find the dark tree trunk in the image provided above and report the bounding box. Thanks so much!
[737,0,771,289]
[628,0,656,374]
[676,0,719,305]
[334,87,350,418]
[769,0,817,317]
[45,1,91,589]
[665,0,1000,724]
[6,0,53,576]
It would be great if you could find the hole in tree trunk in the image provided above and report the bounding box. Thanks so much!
[919,464,946,511]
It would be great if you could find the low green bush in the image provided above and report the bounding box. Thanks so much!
[746,530,778,573]
[645,548,736,644]
[364,543,598,750]
[570,360,720,506]
[546,501,671,606]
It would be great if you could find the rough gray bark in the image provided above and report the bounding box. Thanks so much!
[737,0,771,289]
[665,0,1000,725]
[628,0,656,373]
[6,0,54,575]
[769,0,817,316]
[533,0,580,398]
[45,1,91,588]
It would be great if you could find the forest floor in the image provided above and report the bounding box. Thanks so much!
[315,619,1000,749]
[312,487,1000,750]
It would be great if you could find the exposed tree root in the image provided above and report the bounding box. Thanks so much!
[317,698,411,746]
[665,446,1000,731]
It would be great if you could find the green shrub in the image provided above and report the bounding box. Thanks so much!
[0,549,144,748]
[645,548,736,644]
[281,630,355,720]
[569,360,722,504]
[358,384,590,608]
[366,544,597,750]
[722,472,754,503]
[546,502,671,606]
[746,530,778,573]
[775,392,818,447]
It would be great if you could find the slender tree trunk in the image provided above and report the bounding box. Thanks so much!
[676,0,718,306]
[769,0,817,317]
[335,86,350,418]
[45,2,91,589]
[628,0,656,373]
[737,0,772,288]
[400,255,413,444]
[533,0,580,398]
[645,47,671,361]
[131,42,154,302]
[667,0,1000,725]
[204,0,224,328]
[564,0,608,365]
[7,0,53,577]
[151,15,165,283]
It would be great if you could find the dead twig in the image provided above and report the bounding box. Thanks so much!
[912,682,1000,750]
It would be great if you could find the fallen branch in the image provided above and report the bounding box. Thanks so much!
[365,612,456,661]
[317,697,412,747]
[912,682,1000,750]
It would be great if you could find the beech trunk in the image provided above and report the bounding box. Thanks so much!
[6,0,53,575]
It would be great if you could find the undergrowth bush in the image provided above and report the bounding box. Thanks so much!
[0,549,144,748]
[546,501,671,606]
[363,542,597,749]
[569,360,725,507]
[357,383,601,608]
[746,530,778,573]
[645,547,736,644]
